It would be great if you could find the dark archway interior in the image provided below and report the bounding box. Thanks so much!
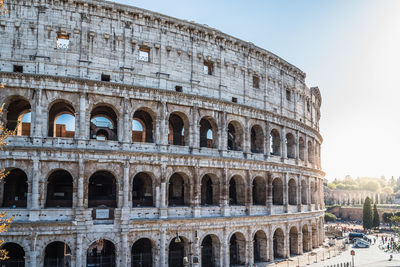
[48,102,75,138]
[169,237,185,267]
[270,130,280,156]
[90,106,118,141]
[44,241,71,267]
[252,177,266,205]
[272,179,283,205]
[253,231,268,263]
[199,118,216,148]
[201,175,217,206]
[1,243,25,266]
[227,122,242,151]
[132,172,153,207]
[87,240,115,267]
[229,233,245,266]
[88,171,116,208]
[5,97,31,136]
[288,179,297,205]
[168,173,188,206]
[299,137,305,161]
[46,170,73,208]
[2,169,27,208]
[131,238,152,267]
[251,125,264,153]
[168,113,185,146]
[201,235,215,267]
[273,229,285,259]
[132,110,153,143]
[286,133,295,159]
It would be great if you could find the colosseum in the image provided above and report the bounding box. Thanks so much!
[0,0,325,266]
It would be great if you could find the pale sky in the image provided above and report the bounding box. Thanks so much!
[111,0,400,180]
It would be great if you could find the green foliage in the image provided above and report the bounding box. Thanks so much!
[382,212,394,224]
[363,197,373,230]
[327,176,389,193]
[327,183,336,189]
[325,212,337,222]
[372,203,380,228]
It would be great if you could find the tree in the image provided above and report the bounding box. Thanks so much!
[362,197,373,230]
[382,212,394,225]
[372,203,380,229]
[325,212,337,222]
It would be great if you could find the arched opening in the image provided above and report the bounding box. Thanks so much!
[273,228,285,259]
[2,169,27,208]
[229,176,245,205]
[132,109,153,143]
[168,113,188,146]
[131,238,153,267]
[252,177,266,205]
[132,172,153,207]
[301,180,307,205]
[250,125,264,153]
[227,121,243,151]
[270,129,280,156]
[168,173,190,207]
[302,225,311,252]
[48,101,75,138]
[5,97,31,136]
[310,181,316,205]
[168,236,187,267]
[229,232,246,266]
[199,117,218,148]
[253,230,268,263]
[288,179,297,205]
[0,242,25,266]
[201,175,219,206]
[272,178,283,205]
[87,239,115,267]
[307,141,314,164]
[312,224,317,248]
[201,235,220,267]
[88,171,116,208]
[286,133,295,159]
[46,170,73,208]
[44,241,71,267]
[299,137,305,161]
[90,105,118,141]
[289,227,299,255]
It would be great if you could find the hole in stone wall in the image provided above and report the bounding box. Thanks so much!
[175,85,183,92]
[13,65,23,73]
[101,74,110,82]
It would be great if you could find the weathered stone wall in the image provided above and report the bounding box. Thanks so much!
[0,0,324,266]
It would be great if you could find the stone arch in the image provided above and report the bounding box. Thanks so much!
[48,99,76,138]
[132,108,154,143]
[301,179,307,205]
[168,112,189,146]
[1,168,28,208]
[201,234,221,267]
[270,129,281,156]
[289,226,299,255]
[131,238,154,267]
[302,224,311,252]
[272,177,283,205]
[288,179,297,205]
[87,239,116,267]
[273,228,285,259]
[299,137,305,161]
[168,235,190,267]
[132,172,154,207]
[227,120,243,151]
[252,176,266,205]
[1,242,25,266]
[45,169,73,208]
[4,95,31,136]
[167,173,191,206]
[229,232,246,266]
[229,175,246,205]
[250,124,264,154]
[88,171,117,208]
[201,174,219,206]
[199,116,218,149]
[44,241,72,267]
[311,223,317,248]
[90,104,118,141]
[253,230,268,263]
[286,133,295,159]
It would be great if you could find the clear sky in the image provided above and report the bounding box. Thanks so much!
[111,0,400,180]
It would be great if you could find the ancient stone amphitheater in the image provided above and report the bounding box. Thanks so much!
[0,0,325,266]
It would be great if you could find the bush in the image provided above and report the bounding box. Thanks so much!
[325,212,337,222]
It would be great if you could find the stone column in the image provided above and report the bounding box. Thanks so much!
[160,228,166,267]
[221,167,230,216]
[33,89,42,138]
[298,232,303,255]
[123,107,131,143]
[283,172,289,213]
[159,101,168,146]
[31,157,40,210]
[307,178,312,209]
[304,136,308,166]
[247,228,253,266]
[28,251,38,267]
[268,225,274,262]
[159,164,167,218]
[246,170,252,215]
[193,165,200,217]
[219,111,227,151]
[297,175,302,212]
[281,126,287,161]
[265,122,270,157]
[223,233,229,267]
[76,233,83,267]
[243,116,250,154]
[191,105,199,149]
[77,156,84,208]
[266,172,272,215]
[123,161,130,208]
[295,130,299,163]
[284,226,290,258]
[121,232,129,266]
[78,92,87,140]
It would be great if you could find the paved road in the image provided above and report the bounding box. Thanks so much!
[310,238,400,267]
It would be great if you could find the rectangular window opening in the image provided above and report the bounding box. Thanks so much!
[286,89,291,101]
[139,47,150,62]
[56,33,69,50]
[203,61,214,75]
[232,97,238,103]
[101,74,110,82]
[13,65,23,73]
[253,75,260,89]
[175,86,183,92]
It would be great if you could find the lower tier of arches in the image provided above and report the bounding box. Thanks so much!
[0,213,324,267]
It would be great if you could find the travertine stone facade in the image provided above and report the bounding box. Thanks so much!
[0,0,324,266]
